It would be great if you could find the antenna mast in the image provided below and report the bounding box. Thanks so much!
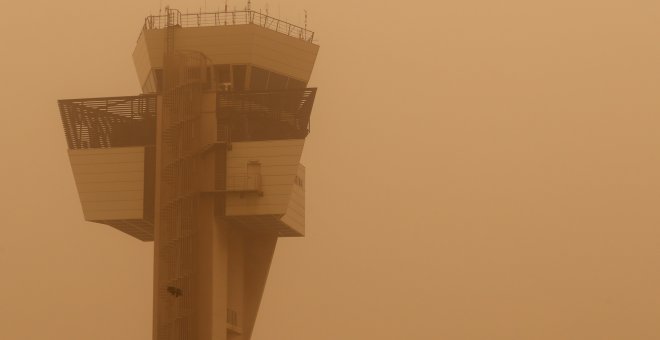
[164,6,176,56]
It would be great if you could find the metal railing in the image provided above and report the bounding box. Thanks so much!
[143,9,315,43]
[58,95,157,149]
[216,88,317,143]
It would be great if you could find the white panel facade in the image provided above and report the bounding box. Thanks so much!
[280,164,305,236]
[68,147,145,221]
[225,140,304,217]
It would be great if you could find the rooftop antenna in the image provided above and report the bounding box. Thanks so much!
[304,10,308,31]
[247,0,251,11]
[265,3,269,16]
[224,0,228,25]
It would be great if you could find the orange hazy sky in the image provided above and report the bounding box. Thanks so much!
[1,0,660,339]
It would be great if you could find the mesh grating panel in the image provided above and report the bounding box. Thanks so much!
[216,88,316,142]
[58,95,157,149]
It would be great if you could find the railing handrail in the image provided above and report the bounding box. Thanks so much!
[143,10,315,43]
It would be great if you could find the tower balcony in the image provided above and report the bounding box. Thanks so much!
[59,95,157,241]
[59,89,313,240]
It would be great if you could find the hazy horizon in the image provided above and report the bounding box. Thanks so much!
[1,0,660,339]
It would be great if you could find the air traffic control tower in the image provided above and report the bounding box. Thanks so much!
[58,8,318,340]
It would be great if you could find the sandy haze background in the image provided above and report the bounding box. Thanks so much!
[1,0,660,339]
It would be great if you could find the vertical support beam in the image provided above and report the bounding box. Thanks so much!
[211,218,230,340]
[153,97,164,340]
[195,197,230,340]
[242,231,278,339]
[227,226,246,339]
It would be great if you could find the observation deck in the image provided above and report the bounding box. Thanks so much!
[59,8,318,241]
[133,10,319,94]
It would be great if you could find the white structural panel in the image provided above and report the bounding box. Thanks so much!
[68,147,145,221]
[226,139,304,220]
[280,163,305,235]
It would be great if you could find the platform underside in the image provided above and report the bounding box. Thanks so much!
[225,214,303,237]
[92,219,155,241]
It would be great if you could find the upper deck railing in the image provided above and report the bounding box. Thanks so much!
[58,95,157,149]
[143,9,315,43]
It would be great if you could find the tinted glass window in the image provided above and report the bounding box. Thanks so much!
[249,66,269,90]
[268,72,288,90]
[232,65,247,91]
[203,66,212,90]
[214,64,231,90]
